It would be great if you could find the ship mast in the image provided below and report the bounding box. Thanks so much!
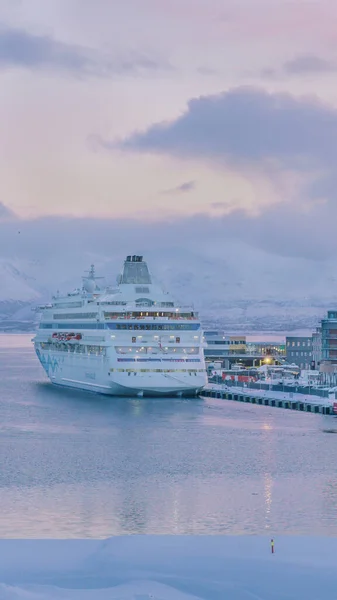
[82,264,104,292]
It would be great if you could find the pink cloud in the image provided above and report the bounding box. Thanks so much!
[141,0,337,47]
[219,1,337,46]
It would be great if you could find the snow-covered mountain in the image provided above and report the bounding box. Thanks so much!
[1,247,336,332]
[0,261,40,303]
[149,248,337,332]
[0,261,41,329]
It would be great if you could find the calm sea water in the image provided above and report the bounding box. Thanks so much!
[1,333,337,538]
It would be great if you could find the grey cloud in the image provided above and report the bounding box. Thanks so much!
[161,181,196,195]
[260,54,337,80]
[0,192,336,271]
[106,86,337,207]
[197,66,218,76]
[0,25,171,76]
[221,203,332,261]
[284,54,337,75]
[0,26,92,73]
[260,67,277,79]
[210,201,239,209]
[211,202,227,208]
[93,85,337,262]
[110,87,337,172]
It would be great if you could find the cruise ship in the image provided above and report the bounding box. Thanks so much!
[33,255,207,397]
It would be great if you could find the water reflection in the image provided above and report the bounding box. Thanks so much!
[2,337,337,537]
[259,420,274,531]
[264,474,273,530]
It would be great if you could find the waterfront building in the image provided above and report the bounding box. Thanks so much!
[285,336,313,370]
[203,332,246,361]
[312,327,322,369]
[246,341,286,357]
[204,333,285,368]
[318,310,337,386]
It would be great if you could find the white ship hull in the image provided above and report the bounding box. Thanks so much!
[35,347,206,397]
[33,256,207,398]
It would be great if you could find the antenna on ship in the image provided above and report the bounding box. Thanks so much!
[84,264,103,280]
[82,264,104,293]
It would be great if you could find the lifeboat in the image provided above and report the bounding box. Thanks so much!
[66,333,74,341]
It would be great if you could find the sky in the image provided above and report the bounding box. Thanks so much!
[1,0,337,274]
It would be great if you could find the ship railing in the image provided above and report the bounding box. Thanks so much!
[127,303,195,310]
[175,305,195,310]
[32,304,53,311]
[102,315,199,320]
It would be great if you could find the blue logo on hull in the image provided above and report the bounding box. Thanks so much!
[36,349,59,376]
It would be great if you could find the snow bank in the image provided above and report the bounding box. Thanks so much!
[1,536,337,599]
[0,580,201,600]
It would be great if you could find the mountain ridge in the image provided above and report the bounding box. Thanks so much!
[1,251,336,332]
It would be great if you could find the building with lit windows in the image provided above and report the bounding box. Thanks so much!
[246,341,286,357]
[204,333,286,368]
[203,332,246,362]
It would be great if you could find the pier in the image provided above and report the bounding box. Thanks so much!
[201,384,334,415]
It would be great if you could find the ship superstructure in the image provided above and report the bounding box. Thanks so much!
[33,256,207,397]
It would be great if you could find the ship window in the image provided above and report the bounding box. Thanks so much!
[53,313,98,319]
[100,301,127,306]
[132,337,136,343]
[39,323,106,330]
[136,298,154,306]
[111,323,200,331]
[176,337,180,343]
[53,302,83,309]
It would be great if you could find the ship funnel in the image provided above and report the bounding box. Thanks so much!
[120,255,151,284]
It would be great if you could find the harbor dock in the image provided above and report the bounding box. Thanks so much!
[201,384,335,415]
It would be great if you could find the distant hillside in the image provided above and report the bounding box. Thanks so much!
[1,247,336,332]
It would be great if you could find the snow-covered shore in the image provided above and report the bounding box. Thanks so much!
[1,536,337,599]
